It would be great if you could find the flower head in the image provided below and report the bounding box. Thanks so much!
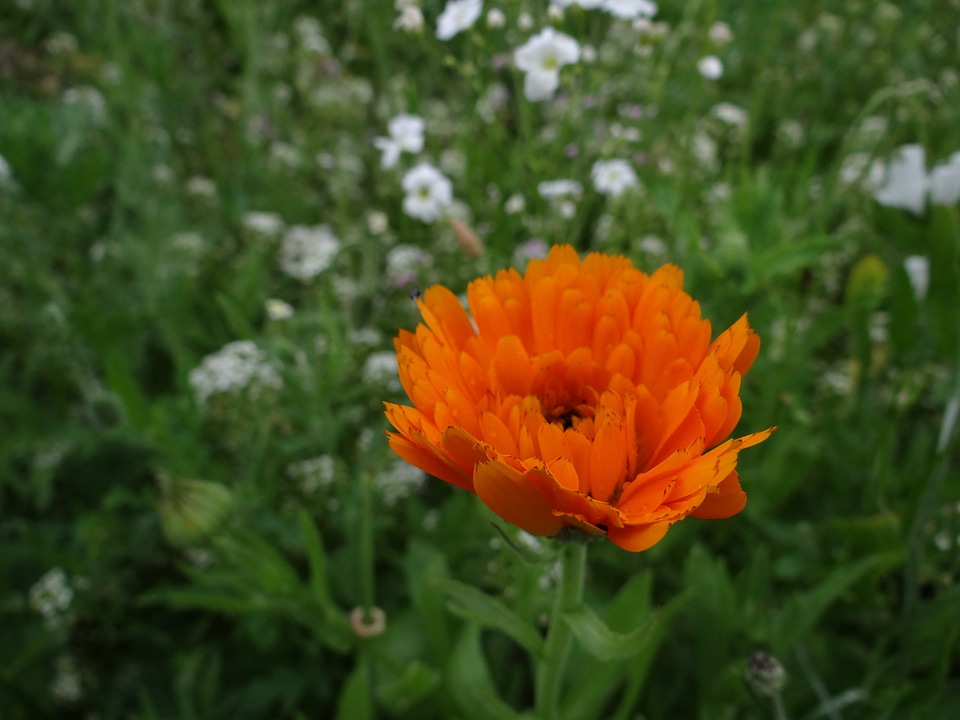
[873,143,927,215]
[385,245,773,551]
[436,0,483,40]
[280,224,340,280]
[514,28,580,102]
[374,114,425,169]
[402,163,454,223]
[592,159,639,197]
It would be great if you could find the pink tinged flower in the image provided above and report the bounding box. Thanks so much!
[698,55,724,79]
[401,163,454,223]
[374,114,425,169]
[602,0,658,20]
[436,0,483,40]
[514,28,580,102]
[873,144,927,215]
[929,152,960,206]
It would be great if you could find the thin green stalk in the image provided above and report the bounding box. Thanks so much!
[536,542,587,720]
[358,470,376,613]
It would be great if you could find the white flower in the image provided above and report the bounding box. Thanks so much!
[556,0,604,8]
[280,224,340,280]
[436,0,483,40]
[504,193,526,214]
[241,211,284,238]
[873,144,927,214]
[386,244,432,284]
[538,179,583,198]
[514,28,580,102]
[486,8,505,28]
[709,21,733,44]
[394,5,425,33]
[401,163,453,223]
[188,341,282,405]
[287,455,336,495]
[265,298,294,321]
[0,153,14,188]
[698,55,724,79]
[591,159,639,197]
[375,460,426,505]
[928,151,960,206]
[712,102,748,126]
[517,11,534,30]
[29,568,73,620]
[602,0,658,20]
[186,176,217,199]
[903,256,930,300]
[373,114,425,169]
[363,351,401,391]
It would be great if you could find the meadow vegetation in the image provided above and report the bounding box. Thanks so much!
[1,0,959,717]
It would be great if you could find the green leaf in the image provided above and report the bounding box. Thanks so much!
[214,292,256,341]
[561,603,659,662]
[376,661,440,712]
[775,552,903,651]
[298,510,333,609]
[436,578,544,658]
[406,541,453,660]
[335,665,374,720]
[448,625,523,720]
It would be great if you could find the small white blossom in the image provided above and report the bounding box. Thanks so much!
[556,0,604,8]
[62,85,107,125]
[0,153,14,188]
[517,11,534,30]
[708,21,733,44]
[387,244,432,285]
[698,55,724,79]
[367,210,389,234]
[189,340,282,405]
[265,298,294,321]
[486,8,505,27]
[348,328,384,347]
[186,176,217,200]
[280,225,340,280]
[401,163,454,223]
[903,256,930,300]
[52,655,82,703]
[241,211,284,238]
[514,28,580,102]
[538,179,583,198]
[29,568,73,622]
[602,0,658,20]
[394,5,425,32]
[363,351,401,391]
[288,455,336,495]
[712,102,748,126]
[436,0,483,40]
[504,193,526,214]
[929,152,960,206]
[375,460,426,505]
[591,159,639,197]
[873,144,927,215]
[373,114,425,169]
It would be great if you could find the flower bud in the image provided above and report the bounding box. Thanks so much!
[746,651,786,697]
[158,476,234,547]
[450,217,484,258]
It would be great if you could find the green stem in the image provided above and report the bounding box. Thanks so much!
[536,542,587,720]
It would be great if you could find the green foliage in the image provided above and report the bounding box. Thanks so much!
[3,0,960,718]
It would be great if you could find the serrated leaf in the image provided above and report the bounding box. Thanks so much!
[448,625,523,720]
[561,603,659,662]
[436,578,544,658]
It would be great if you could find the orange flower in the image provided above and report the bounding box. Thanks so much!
[384,245,774,551]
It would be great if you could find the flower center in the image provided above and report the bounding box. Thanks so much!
[541,53,559,70]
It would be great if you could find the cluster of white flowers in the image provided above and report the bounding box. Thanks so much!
[363,351,401,391]
[402,163,454,222]
[241,211,284,238]
[873,144,960,214]
[375,460,426,505]
[29,568,73,628]
[436,0,483,40]
[555,0,658,20]
[374,114,425,169]
[287,454,336,495]
[386,243,432,285]
[188,340,282,405]
[514,28,581,102]
[394,0,425,33]
[591,159,639,197]
[280,224,340,280]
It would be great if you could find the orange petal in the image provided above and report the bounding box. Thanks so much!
[385,433,474,491]
[606,520,671,552]
[689,470,747,519]
[473,460,565,536]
